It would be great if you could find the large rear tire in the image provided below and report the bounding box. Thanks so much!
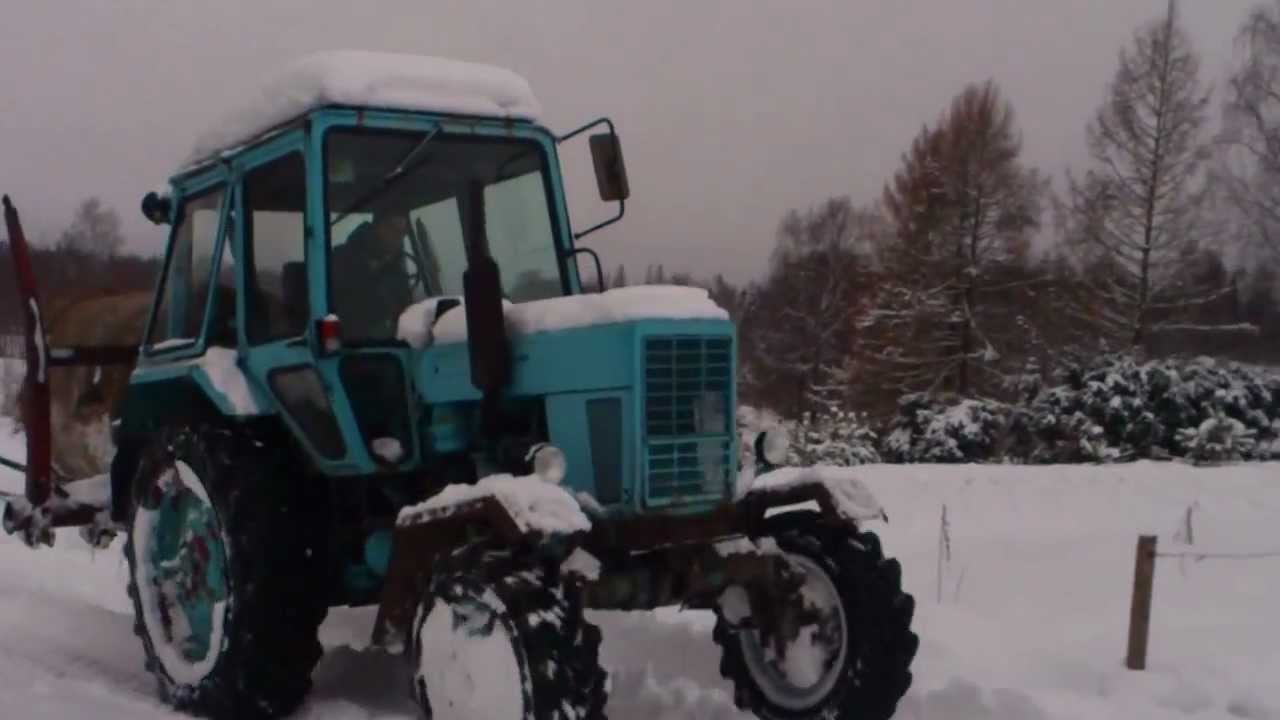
[713,514,918,720]
[410,546,608,720]
[124,425,328,719]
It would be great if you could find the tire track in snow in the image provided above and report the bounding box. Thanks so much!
[0,536,171,718]
[307,606,752,719]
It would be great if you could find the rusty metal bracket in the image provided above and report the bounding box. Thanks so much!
[0,474,114,548]
[3,196,54,511]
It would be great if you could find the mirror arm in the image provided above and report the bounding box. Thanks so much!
[557,117,615,144]
[572,197,624,240]
[562,247,607,293]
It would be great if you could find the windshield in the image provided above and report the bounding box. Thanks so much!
[326,128,564,342]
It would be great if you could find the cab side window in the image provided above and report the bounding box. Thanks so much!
[207,215,237,347]
[146,186,225,347]
[243,152,308,344]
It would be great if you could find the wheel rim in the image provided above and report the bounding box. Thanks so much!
[418,588,527,717]
[132,460,229,685]
[738,553,850,711]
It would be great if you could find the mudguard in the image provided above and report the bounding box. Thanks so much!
[737,465,888,527]
[373,475,591,650]
[126,347,271,422]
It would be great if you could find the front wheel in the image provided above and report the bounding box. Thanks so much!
[714,515,918,720]
[410,547,608,720]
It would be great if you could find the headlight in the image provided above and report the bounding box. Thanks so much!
[526,443,567,484]
[755,427,790,467]
[693,391,727,434]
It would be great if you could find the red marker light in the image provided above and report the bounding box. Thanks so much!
[318,314,342,354]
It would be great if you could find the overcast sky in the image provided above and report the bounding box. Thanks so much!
[0,0,1260,284]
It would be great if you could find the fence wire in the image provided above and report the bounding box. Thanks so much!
[1157,550,1280,561]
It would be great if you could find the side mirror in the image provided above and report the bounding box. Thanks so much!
[558,117,628,240]
[140,191,173,225]
[589,132,630,202]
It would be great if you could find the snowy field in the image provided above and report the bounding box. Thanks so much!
[0,415,1277,719]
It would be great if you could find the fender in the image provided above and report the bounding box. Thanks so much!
[127,348,272,421]
[738,465,888,529]
[111,365,276,524]
[373,478,591,649]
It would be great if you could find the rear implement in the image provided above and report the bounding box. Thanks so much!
[0,196,134,546]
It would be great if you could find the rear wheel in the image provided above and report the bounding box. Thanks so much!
[410,546,608,720]
[124,425,328,719]
[714,514,917,720]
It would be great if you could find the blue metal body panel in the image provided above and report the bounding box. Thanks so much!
[545,389,636,503]
[128,358,275,420]
[417,317,736,515]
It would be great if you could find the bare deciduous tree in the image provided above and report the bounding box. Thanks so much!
[861,80,1045,401]
[1060,1,1227,349]
[1221,0,1280,259]
[58,197,124,259]
[746,197,880,417]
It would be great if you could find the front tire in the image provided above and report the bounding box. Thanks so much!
[714,514,918,720]
[124,425,328,719]
[410,547,608,720]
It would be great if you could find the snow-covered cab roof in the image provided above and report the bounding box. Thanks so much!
[186,50,542,166]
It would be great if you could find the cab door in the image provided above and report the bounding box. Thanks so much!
[233,133,372,473]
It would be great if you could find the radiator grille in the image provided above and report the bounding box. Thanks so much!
[642,336,732,504]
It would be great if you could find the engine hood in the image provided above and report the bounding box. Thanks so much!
[405,285,732,404]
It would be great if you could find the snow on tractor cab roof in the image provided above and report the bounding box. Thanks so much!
[184,50,542,169]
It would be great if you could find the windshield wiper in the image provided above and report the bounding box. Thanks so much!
[387,129,439,180]
[331,127,441,227]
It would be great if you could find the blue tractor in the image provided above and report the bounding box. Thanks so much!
[1,52,916,720]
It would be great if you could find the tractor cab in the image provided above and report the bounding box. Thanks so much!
[127,50,736,513]
[137,110,571,471]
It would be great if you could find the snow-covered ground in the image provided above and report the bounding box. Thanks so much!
[0,414,1276,719]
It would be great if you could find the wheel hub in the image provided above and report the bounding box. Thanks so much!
[132,462,228,680]
[738,553,849,711]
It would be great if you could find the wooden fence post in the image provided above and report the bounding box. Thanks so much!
[1125,535,1158,670]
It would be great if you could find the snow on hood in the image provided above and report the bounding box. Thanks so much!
[404,285,728,348]
[394,296,464,349]
[187,50,541,165]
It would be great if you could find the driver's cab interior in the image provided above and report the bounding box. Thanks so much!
[324,127,565,345]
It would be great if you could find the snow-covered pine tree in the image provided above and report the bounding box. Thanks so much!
[1177,408,1259,464]
[881,393,1008,463]
[787,361,881,466]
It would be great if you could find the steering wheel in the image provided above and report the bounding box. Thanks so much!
[400,250,427,295]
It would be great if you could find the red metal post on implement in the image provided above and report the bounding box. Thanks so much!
[2,196,54,507]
